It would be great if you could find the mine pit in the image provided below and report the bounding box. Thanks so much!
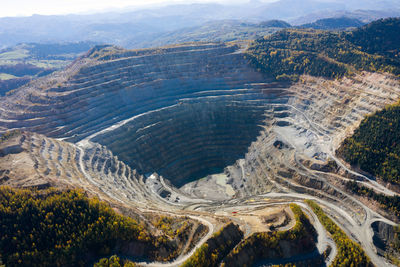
[93,101,270,187]
[1,42,400,267]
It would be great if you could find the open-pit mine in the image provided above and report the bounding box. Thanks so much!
[1,42,399,266]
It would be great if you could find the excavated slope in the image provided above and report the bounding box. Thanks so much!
[0,43,399,195]
[0,43,293,186]
[1,42,400,266]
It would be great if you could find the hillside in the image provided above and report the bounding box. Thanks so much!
[300,17,365,30]
[338,102,400,184]
[0,187,148,266]
[246,17,400,81]
[0,184,210,266]
[130,20,288,49]
[346,17,400,57]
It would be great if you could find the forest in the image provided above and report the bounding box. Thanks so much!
[246,18,400,81]
[305,200,372,267]
[345,18,400,58]
[0,186,152,266]
[338,101,400,184]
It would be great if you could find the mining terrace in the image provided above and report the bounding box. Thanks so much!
[0,43,399,266]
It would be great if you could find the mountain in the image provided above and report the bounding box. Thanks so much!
[128,20,290,48]
[290,8,400,25]
[258,0,346,20]
[259,19,292,28]
[0,1,399,48]
[334,0,400,10]
[0,3,225,48]
[300,17,365,30]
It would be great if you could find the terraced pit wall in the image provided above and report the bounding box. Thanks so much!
[0,43,293,187]
[1,43,400,198]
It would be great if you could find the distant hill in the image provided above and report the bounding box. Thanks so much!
[259,20,291,28]
[0,41,96,96]
[257,0,346,20]
[128,20,287,49]
[0,1,399,48]
[300,17,365,30]
[291,9,400,25]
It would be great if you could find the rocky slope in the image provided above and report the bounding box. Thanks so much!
[1,42,400,207]
[1,41,400,266]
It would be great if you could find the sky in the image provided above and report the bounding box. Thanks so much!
[0,0,276,18]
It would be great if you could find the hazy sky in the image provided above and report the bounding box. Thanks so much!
[0,0,276,18]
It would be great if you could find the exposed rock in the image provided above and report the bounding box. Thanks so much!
[371,221,396,256]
